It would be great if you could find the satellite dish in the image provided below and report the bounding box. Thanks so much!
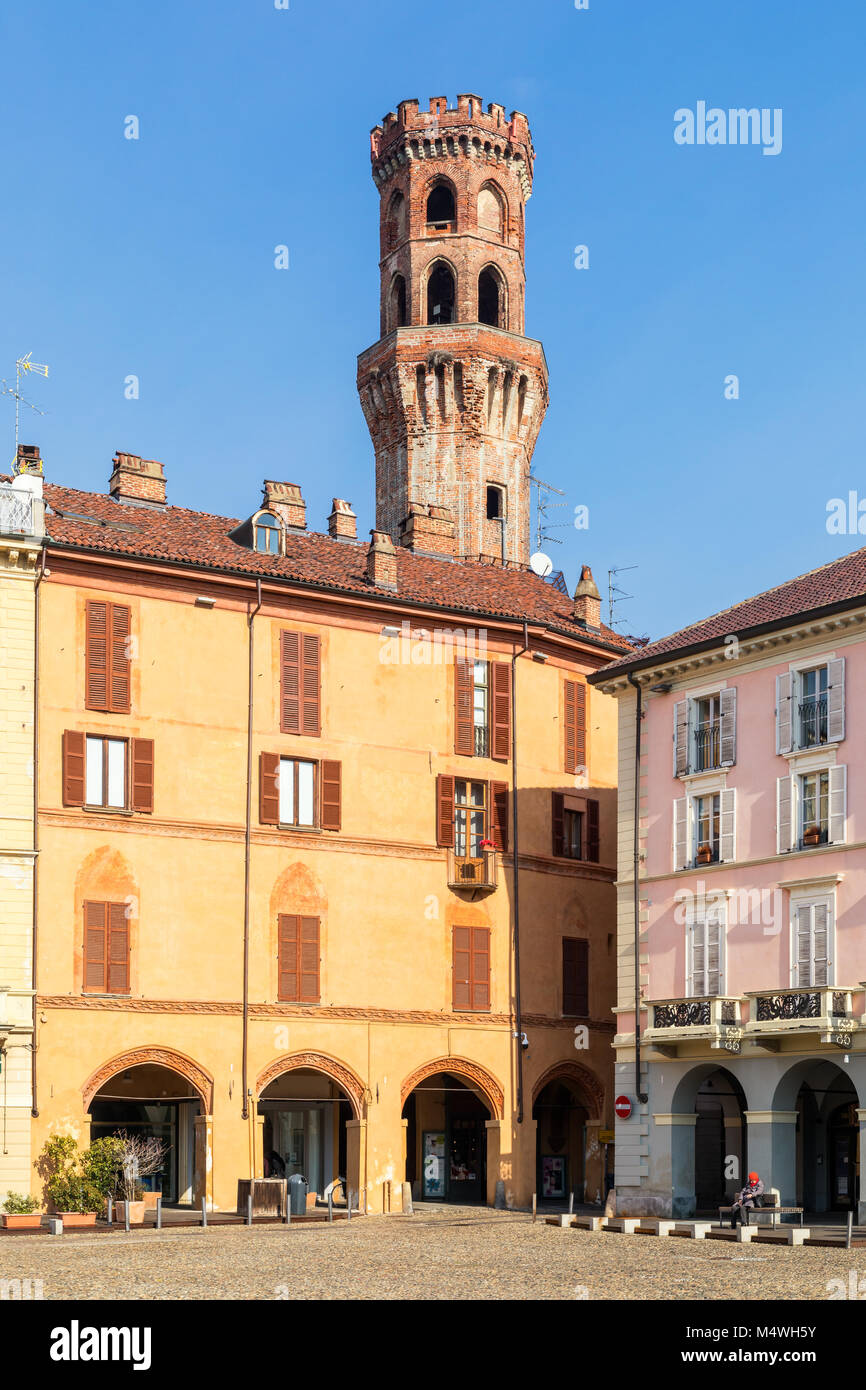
[530,551,553,578]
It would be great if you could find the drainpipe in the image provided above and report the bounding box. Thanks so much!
[626,673,648,1104]
[511,620,530,1122]
[31,543,47,1119]
[241,579,262,1122]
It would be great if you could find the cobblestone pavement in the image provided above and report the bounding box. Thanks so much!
[0,1206,861,1300]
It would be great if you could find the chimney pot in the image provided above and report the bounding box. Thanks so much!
[573,564,602,628]
[263,480,305,530]
[109,452,166,506]
[366,529,398,590]
[328,498,358,540]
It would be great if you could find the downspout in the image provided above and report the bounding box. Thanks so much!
[511,620,530,1123]
[241,578,262,1124]
[626,673,648,1103]
[31,543,47,1119]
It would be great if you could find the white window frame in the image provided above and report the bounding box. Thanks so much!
[278,756,317,828]
[777,655,845,755]
[789,891,835,988]
[85,734,128,809]
[673,682,736,779]
[674,783,736,870]
[778,764,847,852]
[685,899,727,998]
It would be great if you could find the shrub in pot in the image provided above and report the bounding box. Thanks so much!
[2,1191,42,1230]
[39,1135,108,1225]
[113,1132,167,1226]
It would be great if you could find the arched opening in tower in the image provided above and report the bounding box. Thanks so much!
[478,268,503,328]
[427,263,455,326]
[426,182,456,227]
[390,274,407,329]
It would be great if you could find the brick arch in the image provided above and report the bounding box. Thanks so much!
[401,1056,504,1120]
[255,1052,366,1120]
[82,1046,213,1113]
[531,1061,604,1119]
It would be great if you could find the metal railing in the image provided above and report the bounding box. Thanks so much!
[447,849,496,890]
[798,697,828,747]
[0,485,34,536]
[693,723,721,771]
[473,724,488,757]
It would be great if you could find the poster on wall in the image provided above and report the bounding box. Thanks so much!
[542,1155,567,1199]
[423,1131,447,1198]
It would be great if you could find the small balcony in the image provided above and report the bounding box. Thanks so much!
[474,725,489,757]
[693,723,721,772]
[798,697,828,749]
[743,985,863,1050]
[642,995,744,1056]
[0,484,36,537]
[447,849,497,893]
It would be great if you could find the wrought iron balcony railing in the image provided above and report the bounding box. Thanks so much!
[693,723,721,771]
[745,986,863,1048]
[447,849,497,892]
[642,996,744,1054]
[473,725,489,757]
[798,697,828,748]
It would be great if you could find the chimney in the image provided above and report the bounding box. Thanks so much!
[263,480,305,530]
[328,498,357,540]
[109,452,166,506]
[399,501,457,558]
[14,444,43,478]
[573,565,601,628]
[366,530,398,590]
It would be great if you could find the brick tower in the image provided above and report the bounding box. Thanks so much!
[357,95,549,567]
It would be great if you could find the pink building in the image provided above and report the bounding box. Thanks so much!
[590,548,866,1219]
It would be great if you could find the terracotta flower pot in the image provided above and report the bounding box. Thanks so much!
[1,1212,42,1230]
[696,843,713,865]
[115,1200,146,1226]
[58,1212,97,1228]
[142,1191,161,1211]
[803,825,820,846]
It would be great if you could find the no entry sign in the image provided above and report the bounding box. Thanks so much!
[614,1095,632,1120]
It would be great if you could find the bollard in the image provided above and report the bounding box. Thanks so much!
[246,1194,253,1227]
[46,1217,63,1236]
[568,1192,574,1215]
[285,1191,291,1225]
[328,1189,333,1223]
[347,1189,353,1221]
[532,1194,537,1223]
[124,1202,130,1233]
[201,1197,208,1228]
[156,1195,162,1230]
[402,1181,414,1216]
[847,1210,854,1250]
[107,1196,113,1226]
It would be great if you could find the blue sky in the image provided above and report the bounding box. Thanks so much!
[2,0,864,641]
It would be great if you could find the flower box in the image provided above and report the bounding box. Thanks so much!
[58,1212,97,1228]
[115,1200,146,1226]
[1,1212,42,1230]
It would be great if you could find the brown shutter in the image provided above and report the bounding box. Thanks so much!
[110,604,131,712]
[452,926,471,1009]
[586,798,600,863]
[301,634,321,736]
[107,902,130,993]
[320,760,341,831]
[85,601,108,710]
[575,682,587,774]
[489,780,509,852]
[62,730,86,807]
[130,738,154,813]
[552,791,565,857]
[491,662,511,762]
[83,901,107,992]
[278,915,298,1001]
[454,659,474,755]
[471,927,490,1010]
[565,680,586,774]
[563,937,589,1016]
[299,916,320,1002]
[260,752,280,825]
[436,774,454,847]
[280,631,300,734]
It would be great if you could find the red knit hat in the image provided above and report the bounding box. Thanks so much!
[748,1171,759,1182]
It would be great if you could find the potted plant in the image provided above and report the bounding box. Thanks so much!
[696,841,713,865]
[38,1135,117,1226]
[1,1192,42,1230]
[113,1132,167,1226]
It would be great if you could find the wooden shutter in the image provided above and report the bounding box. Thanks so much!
[776,672,793,753]
[674,700,690,777]
[564,681,577,773]
[719,788,735,863]
[130,738,154,813]
[489,781,508,852]
[62,730,86,807]
[107,902,130,993]
[828,658,845,742]
[110,604,131,712]
[260,752,280,825]
[552,791,565,857]
[562,937,589,1016]
[719,687,737,765]
[673,797,688,871]
[777,776,793,853]
[471,927,490,1010]
[281,631,321,736]
[454,659,474,755]
[491,662,511,762]
[278,915,319,1003]
[828,764,847,845]
[83,901,107,992]
[320,760,342,831]
[301,634,321,736]
[452,926,472,1009]
[278,915,299,1000]
[586,798,600,863]
[86,601,131,713]
[436,774,454,847]
[299,916,320,1002]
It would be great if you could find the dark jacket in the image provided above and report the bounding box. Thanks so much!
[733,1179,764,1208]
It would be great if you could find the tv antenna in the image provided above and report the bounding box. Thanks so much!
[608,564,637,629]
[1,353,50,459]
[529,474,568,552]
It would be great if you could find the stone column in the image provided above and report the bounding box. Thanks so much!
[584,1119,604,1206]
[856,1110,866,1225]
[346,1119,367,1211]
[745,1111,798,1206]
[193,1114,214,1209]
[485,1120,503,1206]
[652,1114,698,1218]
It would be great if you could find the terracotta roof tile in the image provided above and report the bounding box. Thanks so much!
[43,484,632,655]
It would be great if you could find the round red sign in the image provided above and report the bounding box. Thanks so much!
[614,1095,632,1120]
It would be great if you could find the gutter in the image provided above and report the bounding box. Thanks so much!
[241,578,262,1124]
[511,620,530,1122]
[626,673,648,1104]
[31,543,47,1118]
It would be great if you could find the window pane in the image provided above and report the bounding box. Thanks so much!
[455,780,468,806]
[278,758,293,825]
[106,740,126,808]
[297,762,315,826]
[86,737,103,806]
[455,808,468,856]
[469,809,484,855]
[469,782,485,806]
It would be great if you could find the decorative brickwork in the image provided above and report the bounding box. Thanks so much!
[530,1060,605,1119]
[255,1051,366,1118]
[81,1046,214,1111]
[400,1055,504,1119]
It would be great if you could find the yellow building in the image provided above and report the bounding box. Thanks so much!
[0,451,45,1200]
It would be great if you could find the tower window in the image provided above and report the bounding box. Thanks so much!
[427,262,456,325]
[478,268,503,328]
[390,274,407,329]
[486,486,504,521]
[255,512,282,555]
[478,183,505,238]
[426,183,456,226]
